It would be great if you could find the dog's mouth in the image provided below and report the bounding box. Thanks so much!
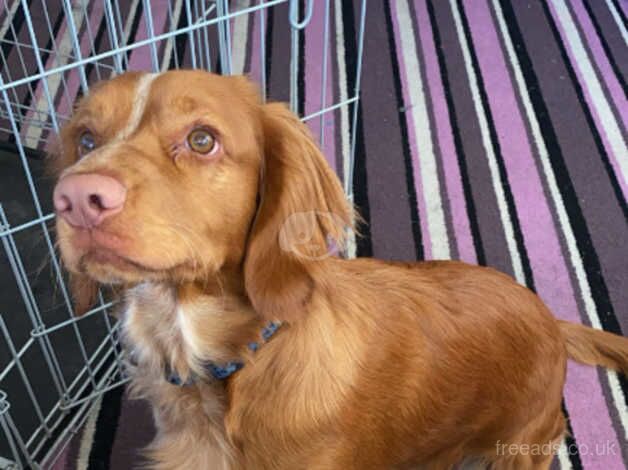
[59,222,200,284]
[81,248,157,273]
[66,228,165,282]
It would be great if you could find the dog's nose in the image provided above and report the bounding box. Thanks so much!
[53,174,126,228]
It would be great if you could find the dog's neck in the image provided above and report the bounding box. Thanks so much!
[121,279,264,385]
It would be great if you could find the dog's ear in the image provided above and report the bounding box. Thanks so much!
[68,273,98,316]
[244,103,353,323]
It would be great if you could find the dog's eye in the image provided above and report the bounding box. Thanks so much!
[187,128,217,155]
[78,131,96,156]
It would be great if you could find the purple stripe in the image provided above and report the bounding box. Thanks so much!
[357,0,419,260]
[389,1,433,259]
[46,2,106,144]
[304,1,337,170]
[547,0,628,201]
[569,0,628,130]
[414,0,477,264]
[20,4,72,141]
[48,442,70,470]
[511,0,628,334]
[127,1,170,71]
[466,2,624,468]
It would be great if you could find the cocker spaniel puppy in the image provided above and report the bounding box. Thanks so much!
[52,71,628,469]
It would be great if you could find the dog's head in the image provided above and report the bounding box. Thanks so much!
[53,71,352,321]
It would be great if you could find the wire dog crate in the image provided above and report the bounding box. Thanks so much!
[0,1,366,467]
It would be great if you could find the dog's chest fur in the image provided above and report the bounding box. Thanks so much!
[117,283,359,469]
[120,282,240,469]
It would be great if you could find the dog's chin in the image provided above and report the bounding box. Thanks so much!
[79,249,168,285]
[78,249,200,285]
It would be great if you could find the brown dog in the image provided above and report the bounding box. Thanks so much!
[52,71,628,469]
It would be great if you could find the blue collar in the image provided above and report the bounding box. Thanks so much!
[166,321,282,386]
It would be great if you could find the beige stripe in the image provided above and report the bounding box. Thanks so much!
[395,0,450,260]
[334,0,356,259]
[114,72,160,141]
[76,395,103,470]
[161,0,184,71]
[232,0,252,74]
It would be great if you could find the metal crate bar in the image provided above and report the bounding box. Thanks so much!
[0,0,368,467]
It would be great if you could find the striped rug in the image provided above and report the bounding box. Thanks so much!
[2,0,625,469]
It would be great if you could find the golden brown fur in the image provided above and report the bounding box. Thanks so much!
[52,71,628,470]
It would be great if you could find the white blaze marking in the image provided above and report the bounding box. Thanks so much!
[114,72,161,141]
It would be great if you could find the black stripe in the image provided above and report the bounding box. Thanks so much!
[562,400,585,470]
[170,0,190,70]
[215,42,223,74]
[343,0,372,257]
[243,4,256,74]
[12,3,63,137]
[426,0,486,265]
[1,0,25,141]
[456,0,535,290]
[83,16,108,89]
[383,0,424,261]
[113,0,141,68]
[297,0,306,116]
[540,0,628,220]
[581,0,627,98]
[86,385,125,470]
[0,0,30,60]
[499,0,628,411]
[264,7,274,97]
[127,2,144,62]
[10,5,65,149]
[0,141,45,160]
[610,0,627,29]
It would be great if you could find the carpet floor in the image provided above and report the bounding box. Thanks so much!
[1,0,625,469]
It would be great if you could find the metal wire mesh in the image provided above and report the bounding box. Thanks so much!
[0,0,367,467]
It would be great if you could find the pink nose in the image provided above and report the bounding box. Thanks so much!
[53,173,126,228]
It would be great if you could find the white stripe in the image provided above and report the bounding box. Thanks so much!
[395,0,450,260]
[123,0,142,46]
[232,0,251,74]
[0,0,21,40]
[76,395,103,470]
[24,3,88,145]
[114,72,160,141]
[161,0,183,71]
[492,0,628,445]
[552,0,628,185]
[448,0,525,283]
[557,441,573,470]
[334,0,356,259]
[606,0,628,48]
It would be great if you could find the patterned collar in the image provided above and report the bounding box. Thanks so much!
[165,321,282,386]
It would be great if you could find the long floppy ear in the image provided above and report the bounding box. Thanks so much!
[244,103,353,323]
